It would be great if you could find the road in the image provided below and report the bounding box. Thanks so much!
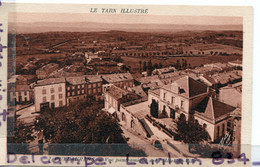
[16,104,39,124]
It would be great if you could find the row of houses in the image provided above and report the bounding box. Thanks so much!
[8,72,135,112]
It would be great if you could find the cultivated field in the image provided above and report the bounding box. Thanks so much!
[121,55,242,72]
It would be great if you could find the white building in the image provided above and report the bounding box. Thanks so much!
[148,76,237,142]
[34,78,66,112]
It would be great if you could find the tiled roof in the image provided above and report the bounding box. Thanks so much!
[129,85,148,100]
[36,78,66,86]
[37,63,59,72]
[106,85,128,100]
[149,88,160,96]
[106,85,141,103]
[102,73,133,83]
[194,96,236,123]
[86,75,102,83]
[66,76,86,85]
[163,76,208,98]
[15,84,30,91]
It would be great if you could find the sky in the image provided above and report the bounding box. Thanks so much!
[10,12,243,25]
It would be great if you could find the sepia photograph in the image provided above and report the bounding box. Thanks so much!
[6,10,246,160]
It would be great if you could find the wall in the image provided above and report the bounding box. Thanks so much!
[119,106,147,136]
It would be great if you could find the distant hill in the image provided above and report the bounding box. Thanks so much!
[9,22,243,34]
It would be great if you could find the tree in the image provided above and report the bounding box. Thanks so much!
[150,99,159,118]
[175,113,210,144]
[143,61,147,71]
[139,61,142,73]
[35,100,125,144]
[8,120,35,154]
[158,62,163,68]
[176,59,181,70]
[153,63,159,69]
[147,59,153,76]
[34,100,146,156]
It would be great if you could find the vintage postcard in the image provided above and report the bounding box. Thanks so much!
[0,3,253,167]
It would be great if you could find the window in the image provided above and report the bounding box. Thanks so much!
[98,88,101,93]
[171,96,175,104]
[222,123,225,136]
[43,96,47,103]
[181,100,184,109]
[58,87,62,92]
[24,91,27,96]
[24,97,27,101]
[72,92,75,96]
[122,113,125,121]
[59,94,62,99]
[88,90,91,94]
[42,89,46,95]
[78,85,80,89]
[72,86,75,90]
[227,121,232,132]
[67,92,70,97]
[18,92,21,96]
[203,123,207,129]
[98,83,101,87]
[88,84,91,89]
[78,90,80,94]
[82,84,85,88]
[93,83,96,88]
[51,95,55,100]
[59,101,63,107]
[93,89,96,94]
[67,87,70,90]
[163,92,166,100]
[217,126,220,138]
[51,88,55,93]
[82,90,85,94]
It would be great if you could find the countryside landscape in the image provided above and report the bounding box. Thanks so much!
[7,14,243,159]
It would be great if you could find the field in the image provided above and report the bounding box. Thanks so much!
[183,43,242,55]
[121,55,242,72]
[15,53,67,65]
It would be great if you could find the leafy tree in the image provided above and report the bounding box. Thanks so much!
[113,56,123,63]
[153,63,159,69]
[176,59,181,70]
[150,99,159,118]
[158,62,163,68]
[147,59,153,76]
[34,100,146,156]
[8,120,35,154]
[35,100,126,143]
[139,61,142,73]
[175,113,210,144]
[143,61,147,71]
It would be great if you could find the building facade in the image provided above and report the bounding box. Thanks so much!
[147,76,236,142]
[66,76,87,105]
[102,73,134,92]
[34,78,66,112]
